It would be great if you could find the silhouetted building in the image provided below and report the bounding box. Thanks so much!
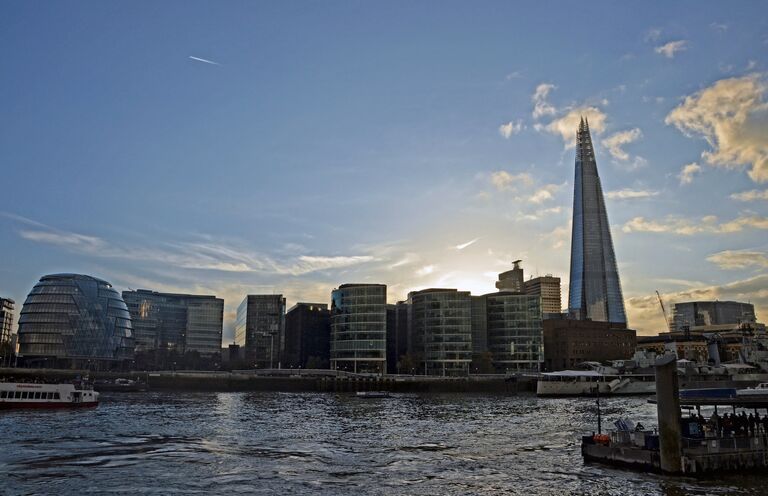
[496,260,525,292]
[18,274,134,369]
[235,295,286,368]
[284,303,330,369]
[122,290,224,356]
[386,301,409,374]
[1,298,15,367]
[408,289,472,376]
[486,292,542,373]
[568,118,627,324]
[672,301,757,332]
[330,284,387,374]
[524,275,562,316]
[542,318,635,371]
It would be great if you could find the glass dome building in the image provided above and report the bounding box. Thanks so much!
[17,274,134,369]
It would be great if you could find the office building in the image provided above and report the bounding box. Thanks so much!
[235,295,286,368]
[486,292,543,373]
[524,275,562,315]
[385,301,409,374]
[283,302,330,369]
[672,301,757,332]
[17,274,134,369]
[122,290,224,355]
[495,260,524,292]
[568,118,627,324]
[408,288,472,376]
[1,298,15,367]
[542,318,635,371]
[330,284,387,374]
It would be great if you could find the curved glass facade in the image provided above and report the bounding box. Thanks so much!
[18,274,134,368]
[486,293,542,373]
[408,289,472,376]
[330,284,386,374]
[568,118,627,324]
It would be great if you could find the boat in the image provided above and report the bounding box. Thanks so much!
[94,378,148,392]
[537,370,656,396]
[356,391,391,398]
[736,383,768,397]
[0,382,99,409]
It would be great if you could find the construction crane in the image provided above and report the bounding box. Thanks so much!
[655,290,672,332]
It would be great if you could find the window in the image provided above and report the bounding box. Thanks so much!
[34,392,41,399]
[54,392,60,400]
[21,391,28,399]
[0,391,6,399]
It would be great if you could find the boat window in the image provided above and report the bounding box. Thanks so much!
[21,391,28,399]
[0,391,6,399]
[54,392,60,400]
[47,392,53,399]
[34,392,41,399]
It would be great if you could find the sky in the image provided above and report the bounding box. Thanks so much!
[1,1,767,339]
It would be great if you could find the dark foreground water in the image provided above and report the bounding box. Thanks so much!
[1,392,766,495]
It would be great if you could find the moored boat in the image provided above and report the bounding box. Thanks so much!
[356,391,391,398]
[536,370,656,396]
[736,383,768,397]
[0,382,99,409]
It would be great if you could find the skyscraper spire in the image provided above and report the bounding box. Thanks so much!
[568,120,627,324]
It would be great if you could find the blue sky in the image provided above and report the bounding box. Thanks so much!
[1,1,767,338]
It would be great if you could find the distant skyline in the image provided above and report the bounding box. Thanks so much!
[1,1,767,339]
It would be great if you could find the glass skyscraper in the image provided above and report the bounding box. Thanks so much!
[568,118,627,324]
[330,284,386,374]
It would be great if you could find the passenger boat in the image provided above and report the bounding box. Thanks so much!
[537,370,656,396]
[0,382,99,409]
[736,383,768,397]
[356,391,391,398]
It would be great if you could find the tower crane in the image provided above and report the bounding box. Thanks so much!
[655,290,672,332]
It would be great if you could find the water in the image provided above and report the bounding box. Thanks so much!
[0,392,765,495]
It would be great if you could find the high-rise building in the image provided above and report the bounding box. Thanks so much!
[18,274,134,369]
[524,275,562,315]
[486,292,543,373]
[1,298,15,367]
[235,295,286,368]
[386,301,409,374]
[122,290,224,355]
[330,284,387,374]
[568,118,627,324]
[408,288,472,376]
[672,301,757,332]
[283,302,330,369]
[496,260,524,292]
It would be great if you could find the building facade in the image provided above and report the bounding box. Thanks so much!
[486,292,543,373]
[495,260,525,292]
[283,302,330,369]
[524,275,562,315]
[330,284,387,374]
[235,295,286,368]
[672,301,757,332]
[568,118,627,324]
[122,290,224,356]
[18,274,134,369]
[407,289,472,376]
[542,318,635,371]
[1,298,15,367]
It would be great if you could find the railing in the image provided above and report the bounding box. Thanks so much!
[682,435,768,452]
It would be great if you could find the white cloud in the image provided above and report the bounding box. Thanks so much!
[498,120,524,138]
[604,189,659,200]
[189,56,220,65]
[544,107,608,148]
[490,171,534,191]
[644,27,662,43]
[19,230,105,251]
[455,238,480,250]
[731,189,768,201]
[678,162,702,185]
[602,128,643,161]
[655,40,689,58]
[416,265,435,276]
[505,71,523,80]
[532,83,557,119]
[622,214,768,235]
[666,75,768,183]
[707,250,768,269]
[710,22,728,33]
[285,255,375,275]
[529,184,562,204]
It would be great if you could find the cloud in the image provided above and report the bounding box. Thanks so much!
[644,28,662,43]
[710,22,728,33]
[490,171,534,191]
[622,214,768,235]
[626,274,768,335]
[19,230,105,251]
[655,40,688,58]
[544,107,607,148]
[529,184,562,204]
[665,75,768,183]
[189,56,220,65]
[285,255,375,275]
[731,189,768,201]
[455,238,480,250]
[416,265,435,276]
[505,71,524,80]
[604,189,659,200]
[602,128,643,161]
[532,83,557,119]
[707,250,768,269]
[498,120,524,138]
[678,162,702,185]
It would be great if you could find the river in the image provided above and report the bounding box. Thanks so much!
[1,392,765,495]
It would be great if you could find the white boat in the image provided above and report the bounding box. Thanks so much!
[0,382,99,409]
[356,391,391,398]
[536,370,656,396]
[736,383,768,397]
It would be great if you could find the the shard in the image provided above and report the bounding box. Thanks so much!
[568,118,627,324]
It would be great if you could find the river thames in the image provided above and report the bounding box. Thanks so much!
[1,392,765,495]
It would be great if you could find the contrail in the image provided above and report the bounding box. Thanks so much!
[455,238,480,250]
[189,56,220,66]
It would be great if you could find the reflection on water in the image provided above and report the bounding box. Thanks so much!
[0,392,764,495]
